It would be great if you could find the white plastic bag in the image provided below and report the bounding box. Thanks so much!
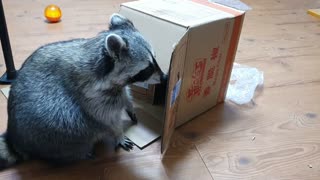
[226,63,264,105]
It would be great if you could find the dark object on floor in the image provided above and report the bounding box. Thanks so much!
[0,0,17,84]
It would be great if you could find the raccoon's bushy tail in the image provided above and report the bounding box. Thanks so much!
[0,134,19,169]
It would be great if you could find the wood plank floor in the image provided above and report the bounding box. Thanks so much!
[1,0,320,179]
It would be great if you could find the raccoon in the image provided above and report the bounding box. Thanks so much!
[0,13,164,169]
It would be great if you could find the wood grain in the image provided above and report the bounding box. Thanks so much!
[178,82,320,179]
[1,0,320,179]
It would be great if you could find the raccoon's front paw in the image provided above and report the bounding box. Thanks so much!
[130,113,138,124]
[126,110,138,124]
[117,137,134,151]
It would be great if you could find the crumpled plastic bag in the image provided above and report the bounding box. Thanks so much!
[226,63,264,105]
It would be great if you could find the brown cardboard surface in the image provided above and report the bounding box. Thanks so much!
[217,15,245,103]
[176,18,234,126]
[125,97,165,148]
[121,0,234,27]
[161,33,188,154]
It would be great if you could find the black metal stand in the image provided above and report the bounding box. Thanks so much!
[0,0,17,84]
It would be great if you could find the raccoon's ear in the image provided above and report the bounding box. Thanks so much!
[109,13,134,29]
[105,34,127,58]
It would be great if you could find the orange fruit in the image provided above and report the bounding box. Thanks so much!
[44,4,62,23]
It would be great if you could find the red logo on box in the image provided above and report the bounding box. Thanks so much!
[207,67,215,80]
[187,58,207,102]
[210,47,219,61]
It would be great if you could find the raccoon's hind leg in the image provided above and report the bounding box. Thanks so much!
[47,152,96,167]
[41,142,96,166]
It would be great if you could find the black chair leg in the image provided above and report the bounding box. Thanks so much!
[0,0,17,84]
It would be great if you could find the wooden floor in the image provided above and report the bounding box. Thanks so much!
[1,0,320,179]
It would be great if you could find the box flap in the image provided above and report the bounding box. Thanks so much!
[119,5,187,73]
[176,13,244,126]
[161,32,188,155]
[124,103,164,148]
[121,0,236,28]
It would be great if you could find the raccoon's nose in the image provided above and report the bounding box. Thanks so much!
[160,73,167,84]
[151,56,161,72]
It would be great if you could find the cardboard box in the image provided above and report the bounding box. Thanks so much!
[120,0,248,154]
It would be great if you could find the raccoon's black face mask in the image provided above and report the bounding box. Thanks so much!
[128,55,164,84]
[128,62,155,83]
[105,13,165,85]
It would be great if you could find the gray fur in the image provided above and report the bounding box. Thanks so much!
[0,135,18,169]
[1,13,162,168]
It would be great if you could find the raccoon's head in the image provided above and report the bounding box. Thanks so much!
[103,13,165,87]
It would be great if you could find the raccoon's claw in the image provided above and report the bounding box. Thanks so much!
[118,137,134,151]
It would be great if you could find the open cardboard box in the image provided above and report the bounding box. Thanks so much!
[119,0,249,154]
[0,0,249,155]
